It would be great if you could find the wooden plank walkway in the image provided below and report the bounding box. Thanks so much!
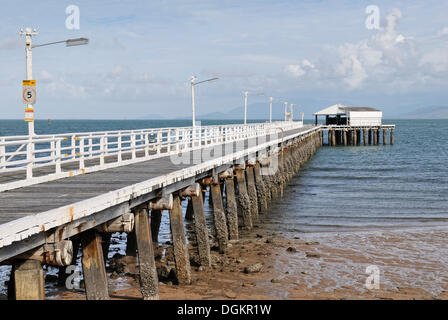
[0,125,315,260]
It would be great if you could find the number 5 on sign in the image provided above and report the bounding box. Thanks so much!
[22,80,36,105]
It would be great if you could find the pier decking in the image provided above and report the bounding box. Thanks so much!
[0,121,393,300]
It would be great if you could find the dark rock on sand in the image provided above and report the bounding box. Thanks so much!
[244,262,263,273]
[306,252,321,258]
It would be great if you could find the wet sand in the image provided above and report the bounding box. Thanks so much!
[48,226,448,300]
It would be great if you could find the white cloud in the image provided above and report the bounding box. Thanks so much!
[45,80,88,99]
[285,59,316,78]
[283,8,439,91]
[419,49,448,73]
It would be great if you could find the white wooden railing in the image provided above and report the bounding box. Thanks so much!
[0,121,303,192]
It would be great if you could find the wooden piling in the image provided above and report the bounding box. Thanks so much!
[254,162,268,214]
[169,196,191,285]
[368,129,372,145]
[363,129,367,146]
[10,260,45,300]
[134,204,159,300]
[235,168,252,230]
[390,129,394,145]
[210,181,229,253]
[191,191,212,266]
[383,129,387,145]
[331,129,336,146]
[373,129,378,145]
[81,230,109,300]
[224,177,239,240]
[357,130,361,145]
[245,166,259,223]
[343,130,347,146]
[353,129,357,145]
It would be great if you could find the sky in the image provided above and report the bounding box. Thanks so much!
[1,0,448,120]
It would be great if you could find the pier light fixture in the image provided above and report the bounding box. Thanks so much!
[243,91,264,125]
[269,97,288,123]
[284,102,288,121]
[289,104,300,121]
[190,76,219,128]
[19,28,89,137]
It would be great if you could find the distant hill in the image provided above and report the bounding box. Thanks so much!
[404,105,448,119]
[143,104,448,120]
[143,103,290,120]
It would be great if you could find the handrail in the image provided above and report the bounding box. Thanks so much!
[0,121,304,192]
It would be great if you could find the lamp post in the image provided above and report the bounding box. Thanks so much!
[289,104,299,121]
[190,76,219,128]
[19,27,88,136]
[243,91,264,125]
[284,102,288,121]
[269,97,273,123]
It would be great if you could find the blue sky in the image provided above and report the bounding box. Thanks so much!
[1,0,448,119]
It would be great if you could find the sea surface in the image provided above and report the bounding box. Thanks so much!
[0,118,447,234]
[0,119,447,296]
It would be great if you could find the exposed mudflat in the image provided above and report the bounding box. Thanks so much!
[46,225,448,300]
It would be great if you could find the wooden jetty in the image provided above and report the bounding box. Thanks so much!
[322,125,395,146]
[0,120,394,300]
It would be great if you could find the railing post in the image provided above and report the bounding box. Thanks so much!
[131,132,136,160]
[79,138,85,170]
[26,136,33,180]
[0,138,5,171]
[175,129,180,153]
[100,136,105,167]
[157,132,162,154]
[144,132,149,157]
[50,138,55,166]
[169,130,173,151]
[71,136,76,159]
[118,133,122,161]
[55,139,61,174]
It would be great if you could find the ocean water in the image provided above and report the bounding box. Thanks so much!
[261,119,448,234]
[0,118,447,234]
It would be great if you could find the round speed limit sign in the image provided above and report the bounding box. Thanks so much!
[23,86,36,105]
[22,80,36,105]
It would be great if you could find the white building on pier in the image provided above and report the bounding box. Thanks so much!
[313,104,382,126]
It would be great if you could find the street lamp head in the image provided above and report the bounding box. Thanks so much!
[193,77,218,85]
[66,37,89,47]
